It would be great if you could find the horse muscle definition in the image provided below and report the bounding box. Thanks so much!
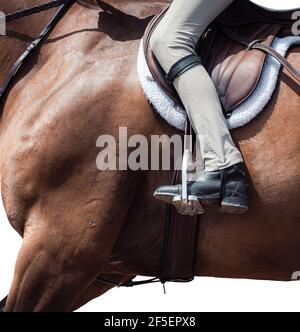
[0,0,299,311]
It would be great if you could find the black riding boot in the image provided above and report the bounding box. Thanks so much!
[154,163,250,214]
[219,163,250,213]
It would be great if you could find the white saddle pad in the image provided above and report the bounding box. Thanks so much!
[137,36,300,131]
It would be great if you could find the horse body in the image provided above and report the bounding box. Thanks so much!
[0,0,299,311]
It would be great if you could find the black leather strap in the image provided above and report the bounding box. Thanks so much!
[5,0,69,23]
[166,55,202,84]
[0,0,74,103]
[0,296,7,312]
[158,120,198,285]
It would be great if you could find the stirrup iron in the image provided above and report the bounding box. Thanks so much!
[172,121,204,216]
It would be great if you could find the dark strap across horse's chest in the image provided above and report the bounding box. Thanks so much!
[0,0,74,106]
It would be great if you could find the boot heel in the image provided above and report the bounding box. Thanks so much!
[173,195,205,216]
[219,196,248,214]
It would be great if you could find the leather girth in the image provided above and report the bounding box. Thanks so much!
[159,167,199,284]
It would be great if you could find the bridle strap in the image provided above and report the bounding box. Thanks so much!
[0,0,75,104]
[4,0,71,23]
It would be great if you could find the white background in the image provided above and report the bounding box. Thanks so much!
[251,0,300,10]
[1,194,300,312]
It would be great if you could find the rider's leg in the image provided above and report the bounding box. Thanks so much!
[150,0,249,213]
[150,0,242,171]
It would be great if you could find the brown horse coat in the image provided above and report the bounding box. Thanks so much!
[0,0,299,311]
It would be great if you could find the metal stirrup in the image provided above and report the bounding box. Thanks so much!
[172,121,204,216]
[166,55,202,84]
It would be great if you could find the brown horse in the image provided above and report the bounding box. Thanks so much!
[0,0,299,312]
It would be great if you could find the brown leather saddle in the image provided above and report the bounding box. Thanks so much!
[143,0,300,117]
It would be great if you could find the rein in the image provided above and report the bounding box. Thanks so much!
[4,0,71,23]
[0,0,75,101]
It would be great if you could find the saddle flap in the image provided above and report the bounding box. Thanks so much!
[201,24,281,112]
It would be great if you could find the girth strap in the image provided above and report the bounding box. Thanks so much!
[166,55,202,84]
[158,122,199,284]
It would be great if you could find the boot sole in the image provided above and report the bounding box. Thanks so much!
[219,204,248,214]
[154,192,248,215]
[154,192,219,206]
[219,197,248,214]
